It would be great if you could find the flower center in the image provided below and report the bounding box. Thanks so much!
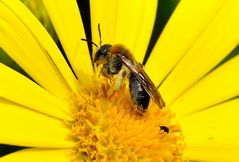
[70,78,184,161]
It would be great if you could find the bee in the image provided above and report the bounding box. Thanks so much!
[82,25,165,113]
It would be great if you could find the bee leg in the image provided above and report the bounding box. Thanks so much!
[113,69,128,91]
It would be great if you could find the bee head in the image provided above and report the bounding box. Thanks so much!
[81,24,111,66]
[93,44,112,65]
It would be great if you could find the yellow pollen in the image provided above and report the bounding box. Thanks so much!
[70,78,184,162]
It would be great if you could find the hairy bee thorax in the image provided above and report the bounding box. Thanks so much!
[109,44,133,59]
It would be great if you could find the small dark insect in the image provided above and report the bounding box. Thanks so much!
[160,126,169,133]
[81,24,165,114]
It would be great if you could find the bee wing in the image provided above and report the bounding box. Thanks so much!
[120,55,165,108]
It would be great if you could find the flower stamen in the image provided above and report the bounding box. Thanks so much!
[70,78,184,161]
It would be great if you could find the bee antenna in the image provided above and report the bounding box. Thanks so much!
[81,38,98,48]
[98,23,102,46]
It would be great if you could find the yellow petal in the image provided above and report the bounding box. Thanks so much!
[0,102,74,148]
[170,55,239,116]
[0,0,78,99]
[160,0,239,104]
[90,0,118,45]
[185,145,239,162]
[0,63,72,121]
[114,0,157,63]
[0,148,72,162]
[179,99,239,161]
[42,0,94,81]
[145,0,226,85]
[90,1,157,63]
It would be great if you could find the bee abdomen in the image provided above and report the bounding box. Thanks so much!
[129,73,150,111]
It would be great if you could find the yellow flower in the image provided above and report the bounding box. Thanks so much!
[0,0,239,161]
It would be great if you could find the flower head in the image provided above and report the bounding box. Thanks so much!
[69,79,183,161]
